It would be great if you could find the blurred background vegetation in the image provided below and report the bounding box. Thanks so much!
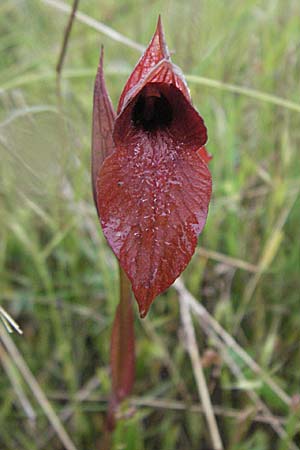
[1,0,300,449]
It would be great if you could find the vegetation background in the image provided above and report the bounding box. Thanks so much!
[1,0,300,449]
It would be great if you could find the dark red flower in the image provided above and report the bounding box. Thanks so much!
[92,18,212,318]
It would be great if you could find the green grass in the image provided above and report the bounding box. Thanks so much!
[1,0,300,449]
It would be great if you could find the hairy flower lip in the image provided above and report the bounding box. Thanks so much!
[97,133,212,317]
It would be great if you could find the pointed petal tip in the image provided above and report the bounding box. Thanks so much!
[94,46,105,89]
[135,289,153,319]
[156,14,162,31]
[155,14,169,60]
[97,45,104,74]
[139,302,152,319]
[156,15,164,37]
[139,309,147,319]
[136,295,150,319]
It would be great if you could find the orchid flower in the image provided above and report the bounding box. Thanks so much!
[92,17,212,319]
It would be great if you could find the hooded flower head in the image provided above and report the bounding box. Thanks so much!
[92,17,212,318]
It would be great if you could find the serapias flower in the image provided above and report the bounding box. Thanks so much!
[92,17,212,318]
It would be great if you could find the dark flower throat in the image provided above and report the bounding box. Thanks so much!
[132,93,173,132]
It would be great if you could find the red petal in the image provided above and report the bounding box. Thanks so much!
[92,47,115,212]
[97,85,211,317]
[117,16,190,114]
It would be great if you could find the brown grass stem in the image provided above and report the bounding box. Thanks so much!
[179,291,224,450]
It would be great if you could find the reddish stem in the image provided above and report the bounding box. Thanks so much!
[106,264,135,432]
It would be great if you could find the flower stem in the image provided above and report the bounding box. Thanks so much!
[111,266,135,404]
[103,265,135,448]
